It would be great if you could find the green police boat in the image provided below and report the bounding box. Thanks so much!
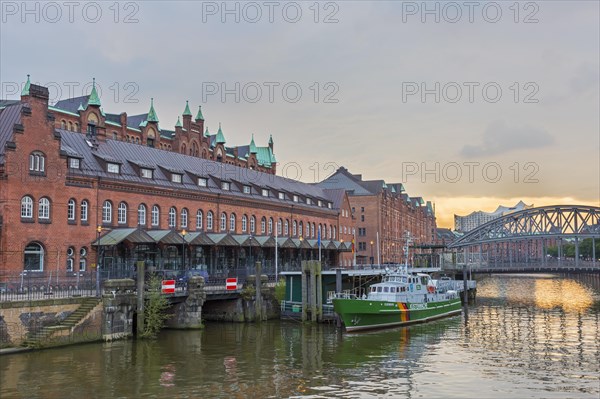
[332,267,463,332]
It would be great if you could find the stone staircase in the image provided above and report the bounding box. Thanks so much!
[22,297,101,348]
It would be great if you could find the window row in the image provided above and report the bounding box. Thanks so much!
[60,120,80,132]
[100,201,340,239]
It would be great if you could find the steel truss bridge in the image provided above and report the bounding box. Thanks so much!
[446,205,600,273]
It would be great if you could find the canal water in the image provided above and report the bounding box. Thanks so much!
[1,274,599,398]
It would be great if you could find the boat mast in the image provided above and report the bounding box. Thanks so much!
[403,231,413,274]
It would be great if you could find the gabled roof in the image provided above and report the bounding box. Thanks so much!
[0,102,23,164]
[54,95,90,114]
[58,130,337,213]
[316,167,373,195]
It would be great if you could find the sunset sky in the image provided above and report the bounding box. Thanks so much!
[1,1,598,227]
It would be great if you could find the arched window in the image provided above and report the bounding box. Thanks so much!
[242,215,248,232]
[74,122,79,132]
[24,242,44,271]
[81,200,88,222]
[299,222,303,238]
[21,196,33,218]
[284,220,289,236]
[68,121,73,131]
[61,120,66,129]
[151,205,160,227]
[250,215,256,233]
[181,208,189,228]
[102,200,112,223]
[169,207,177,228]
[333,226,336,240]
[66,247,75,272]
[293,220,297,237]
[312,223,315,238]
[230,213,236,232]
[79,247,87,271]
[29,151,45,173]
[118,202,127,224]
[38,197,50,220]
[207,211,214,230]
[67,199,76,221]
[220,212,227,232]
[306,222,310,238]
[196,210,203,230]
[138,204,146,226]
[277,219,282,235]
[329,225,332,240]
[261,217,266,234]
[268,218,273,235]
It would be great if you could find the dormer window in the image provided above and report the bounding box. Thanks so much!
[306,198,312,205]
[198,177,208,187]
[107,163,120,174]
[171,173,182,183]
[68,158,80,169]
[278,192,285,200]
[328,202,332,209]
[243,185,251,194]
[221,181,231,191]
[318,200,323,207]
[141,168,153,179]
[293,195,299,202]
[261,189,269,197]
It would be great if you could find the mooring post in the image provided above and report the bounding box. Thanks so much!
[136,261,145,336]
[255,261,262,322]
[316,261,323,323]
[301,261,308,322]
[336,268,342,294]
[462,262,468,321]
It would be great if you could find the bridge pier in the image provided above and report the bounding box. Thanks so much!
[165,276,206,329]
[102,279,136,341]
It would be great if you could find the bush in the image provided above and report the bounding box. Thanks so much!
[274,278,286,302]
[140,275,170,339]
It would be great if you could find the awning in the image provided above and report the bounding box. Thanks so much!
[206,233,239,246]
[291,238,312,249]
[147,230,185,245]
[92,228,155,246]
[185,232,213,246]
[276,237,296,248]
[253,236,276,247]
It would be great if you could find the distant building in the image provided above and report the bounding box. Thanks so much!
[317,167,437,265]
[436,228,458,246]
[454,201,533,232]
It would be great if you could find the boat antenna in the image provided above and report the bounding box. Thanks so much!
[403,231,412,274]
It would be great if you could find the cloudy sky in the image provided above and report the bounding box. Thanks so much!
[1,0,598,227]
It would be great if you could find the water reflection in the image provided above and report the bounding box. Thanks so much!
[1,274,598,399]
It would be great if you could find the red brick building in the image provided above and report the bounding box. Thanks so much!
[317,167,437,265]
[0,82,354,280]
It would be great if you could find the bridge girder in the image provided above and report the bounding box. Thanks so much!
[449,205,600,248]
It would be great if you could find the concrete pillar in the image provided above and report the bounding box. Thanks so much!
[136,261,145,336]
[102,279,136,341]
[316,261,322,323]
[255,261,263,322]
[165,276,206,329]
[301,261,308,322]
[335,268,342,294]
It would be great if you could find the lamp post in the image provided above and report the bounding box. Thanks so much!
[181,229,187,271]
[370,240,374,266]
[95,225,102,297]
[248,235,253,270]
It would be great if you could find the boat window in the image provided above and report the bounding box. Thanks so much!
[371,287,376,293]
[384,287,389,293]
[377,287,382,293]
[390,287,396,293]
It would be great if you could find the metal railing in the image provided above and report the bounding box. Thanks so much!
[0,271,97,302]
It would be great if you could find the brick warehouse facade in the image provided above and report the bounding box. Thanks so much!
[0,82,356,280]
[318,167,438,265]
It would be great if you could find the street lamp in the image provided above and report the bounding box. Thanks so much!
[370,240,374,265]
[95,225,102,297]
[180,229,187,271]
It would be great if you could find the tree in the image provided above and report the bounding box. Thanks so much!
[141,275,170,339]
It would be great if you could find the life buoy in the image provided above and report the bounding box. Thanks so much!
[427,285,435,294]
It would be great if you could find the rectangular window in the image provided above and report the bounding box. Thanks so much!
[318,200,323,207]
[327,202,332,209]
[198,178,208,187]
[68,158,80,169]
[306,198,312,205]
[243,185,251,194]
[361,215,365,222]
[361,207,365,212]
[293,195,299,202]
[278,192,285,200]
[262,189,269,197]
[107,163,119,174]
[171,174,182,183]
[221,182,230,191]
[141,168,153,179]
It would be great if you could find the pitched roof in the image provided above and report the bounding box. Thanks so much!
[0,102,23,164]
[316,167,374,195]
[59,130,339,211]
[54,95,89,114]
